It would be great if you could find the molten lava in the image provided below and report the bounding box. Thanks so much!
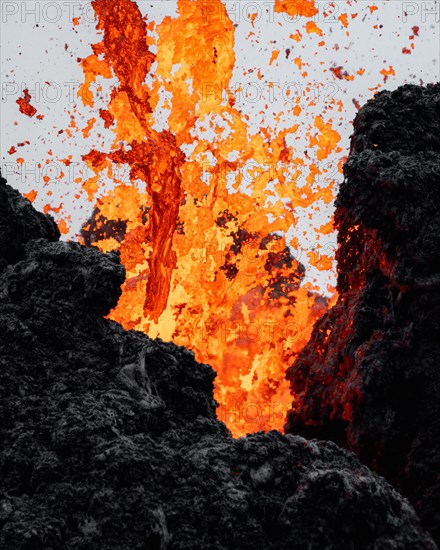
[16,89,37,118]
[78,0,340,436]
[75,0,341,436]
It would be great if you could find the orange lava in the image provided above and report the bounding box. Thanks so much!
[77,0,339,437]
[275,0,318,18]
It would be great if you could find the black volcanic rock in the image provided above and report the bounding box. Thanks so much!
[0,169,436,548]
[0,173,60,275]
[285,83,440,542]
[349,84,440,155]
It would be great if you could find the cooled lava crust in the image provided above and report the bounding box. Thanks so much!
[286,83,440,543]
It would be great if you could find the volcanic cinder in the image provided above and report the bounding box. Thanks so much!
[0,84,438,549]
[286,83,440,544]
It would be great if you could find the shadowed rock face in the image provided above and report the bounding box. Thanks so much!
[285,83,440,543]
[0,173,60,275]
[0,171,436,548]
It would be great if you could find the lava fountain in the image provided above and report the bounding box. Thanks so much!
[75,0,341,436]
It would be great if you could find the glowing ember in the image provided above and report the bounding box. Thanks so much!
[275,0,318,18]
[16,89,37,118]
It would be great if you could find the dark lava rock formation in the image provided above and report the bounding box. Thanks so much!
[0,175,60,275]
[285,83,440,543]
[0,169,437,548]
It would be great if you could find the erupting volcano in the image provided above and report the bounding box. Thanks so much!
[1,81,439,543]
[2,0,440,544]
[7,0,433,437]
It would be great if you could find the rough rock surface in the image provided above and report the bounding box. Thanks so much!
[285,83,440,543]
[0,171,436,548]
[0,173,59,275]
